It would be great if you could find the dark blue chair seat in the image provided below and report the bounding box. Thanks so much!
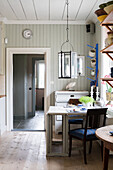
[70,128,97,140]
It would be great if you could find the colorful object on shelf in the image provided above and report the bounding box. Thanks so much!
[95,9,107,16]
[91,69,95,77]
[91,58,96,67]
[100,9,113,32]
[105,31,113,46]
[106,92,113,101]
[108,31,113,38]
[99,3,107,9]
[104,1,113,14]
[105,37,113,47]
[104,4,113,14]
[89,49,96,57]
[95,2,113,24]
[97,15,108,22]
[107,1,113,6]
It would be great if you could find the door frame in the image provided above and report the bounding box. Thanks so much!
[32,57,45,116]
[6,48,51,131]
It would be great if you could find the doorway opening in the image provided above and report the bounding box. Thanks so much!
[13,54,45,131]
[6,48,50,132]
[32,58,45,131]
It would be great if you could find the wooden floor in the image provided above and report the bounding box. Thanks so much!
[0,131,113,170]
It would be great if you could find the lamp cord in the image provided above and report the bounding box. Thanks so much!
[66,0,69,42]
[61,0,74,51]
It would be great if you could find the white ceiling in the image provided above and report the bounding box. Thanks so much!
[0,0,109,24]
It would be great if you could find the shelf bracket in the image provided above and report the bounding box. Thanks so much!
[87,77,95,81]
[87,44,95,49]
[105,25,112,32]
[106,53,113,61]
[106,81,113,88]
[87,66,94,70]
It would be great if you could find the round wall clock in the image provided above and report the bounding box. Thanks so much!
[22,29,33,39]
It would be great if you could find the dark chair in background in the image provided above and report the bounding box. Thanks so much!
[68,99,83,132]
[69,108,107,164]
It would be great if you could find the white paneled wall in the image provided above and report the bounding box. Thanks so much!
[5,24,95,105]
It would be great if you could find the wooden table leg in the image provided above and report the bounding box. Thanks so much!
[46,114,50,155]
[103,145,109,170]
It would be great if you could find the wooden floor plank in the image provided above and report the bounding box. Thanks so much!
[0,131,113,170]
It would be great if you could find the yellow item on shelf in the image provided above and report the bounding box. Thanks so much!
[97,15,108,22]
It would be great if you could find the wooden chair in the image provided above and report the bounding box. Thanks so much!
[69,108,107,164]
[68,99,83,131]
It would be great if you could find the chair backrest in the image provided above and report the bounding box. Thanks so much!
[84,108,107,136]
[68,99,81,105]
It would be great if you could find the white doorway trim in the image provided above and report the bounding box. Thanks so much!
[6,48,51,131]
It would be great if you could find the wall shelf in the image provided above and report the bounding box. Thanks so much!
[101,78,113,88]
[86,43,98,87]
[100,9,113,88]
[100,9,113,31]
[101,43,113,60]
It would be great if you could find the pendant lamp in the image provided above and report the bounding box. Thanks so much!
[58,0,77,78]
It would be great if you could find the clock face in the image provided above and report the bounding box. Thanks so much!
[22,29,33,39]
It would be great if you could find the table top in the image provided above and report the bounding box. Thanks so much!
[96,125,113,145]
[47,106,87,115]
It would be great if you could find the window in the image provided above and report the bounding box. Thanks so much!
[77,56,85,76]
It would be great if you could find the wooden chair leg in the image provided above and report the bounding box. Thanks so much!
[83,141,87,164]
[69,135,72,157]
[89,140,92,154]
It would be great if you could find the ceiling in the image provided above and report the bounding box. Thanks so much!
[0,0,109,24]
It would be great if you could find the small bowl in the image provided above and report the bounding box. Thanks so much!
[105,38,113,47]
[95,9,107,17]
[97,15,108,22]
[99,3,107,9]
[107,1,113,6]
[91,59,96,67]
[104,4,113,14]
[81,108,86,111]
[78,104,83,107]
[89,49,96,57]
[107,31,113,39]
[91,69,95,77]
